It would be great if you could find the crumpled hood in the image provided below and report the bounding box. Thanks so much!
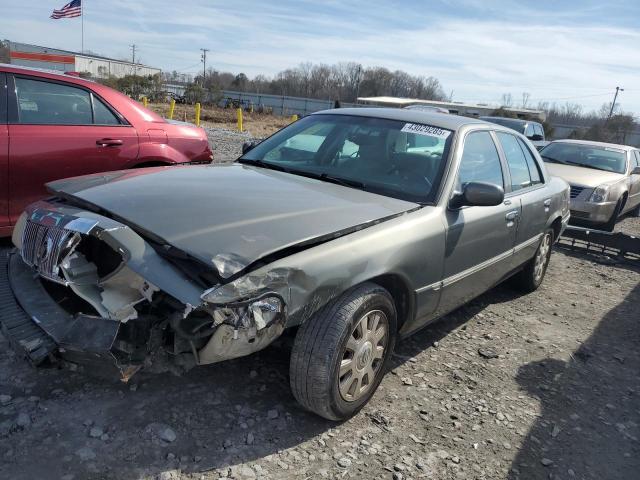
[47,164,418,272]
[544,162,626,188]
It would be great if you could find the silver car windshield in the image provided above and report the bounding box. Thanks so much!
[541,143,627,174]
[239,114,454,203]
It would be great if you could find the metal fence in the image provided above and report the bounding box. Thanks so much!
[552,123,640,147]
[217,90,361,116]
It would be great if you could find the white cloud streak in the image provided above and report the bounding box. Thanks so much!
[3,1,639,113]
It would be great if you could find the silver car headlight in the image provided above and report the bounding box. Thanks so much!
[588,185,610,203]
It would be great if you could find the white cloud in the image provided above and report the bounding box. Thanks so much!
[4,1,639,113]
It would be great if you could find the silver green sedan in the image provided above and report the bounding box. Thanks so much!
[540,140,640,231]
[3,109,570,420]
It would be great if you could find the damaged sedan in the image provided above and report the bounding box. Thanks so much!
[1,109,570,420]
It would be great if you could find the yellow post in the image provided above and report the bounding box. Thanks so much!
[291,114,299,122]
[237,108,243,132]
[168,99,176,120]
[195,102,201,127]
[142,96,148,107]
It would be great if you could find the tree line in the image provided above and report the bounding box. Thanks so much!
[163,62,448,103]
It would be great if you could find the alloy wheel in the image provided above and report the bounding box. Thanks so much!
[534,233,551,283]
[338,309,388,402]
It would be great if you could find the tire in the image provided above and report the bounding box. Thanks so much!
[603,197,624,232]
[513,229,553,293]
[290,282,397,421]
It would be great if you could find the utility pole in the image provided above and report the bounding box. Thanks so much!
[608,86,624,120]
[130,44,137,75]
[200,48,209,84]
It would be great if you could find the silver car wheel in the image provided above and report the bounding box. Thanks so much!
[534,233,551,282]
[338,309,388,402]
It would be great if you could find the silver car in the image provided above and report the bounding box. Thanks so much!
[540,139,640,231]
[2,109,569,420]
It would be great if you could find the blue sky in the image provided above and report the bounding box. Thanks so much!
[4,0,639,114]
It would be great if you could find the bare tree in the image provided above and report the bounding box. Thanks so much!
[501,93,513,108]
[521,92,531,109]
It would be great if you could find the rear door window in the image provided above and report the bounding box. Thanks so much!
[496,132,532,191]
[458,131,504,189]
[517,137,543,185]
[15,77,92,125]
[93,96,120,125]
[533,124,544,138]
[524,123,535,138]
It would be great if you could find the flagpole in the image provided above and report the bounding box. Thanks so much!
[81,0,84,53]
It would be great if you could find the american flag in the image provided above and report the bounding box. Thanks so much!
[50,0,82,19]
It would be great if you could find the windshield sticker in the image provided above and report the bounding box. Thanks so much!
[401,123,451,139]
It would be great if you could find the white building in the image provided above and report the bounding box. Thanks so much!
[8,41,160,78]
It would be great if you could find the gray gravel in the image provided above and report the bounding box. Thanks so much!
[206,127,258,163]
[0,128,639,479]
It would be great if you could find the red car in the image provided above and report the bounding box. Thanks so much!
[0,64,212,236]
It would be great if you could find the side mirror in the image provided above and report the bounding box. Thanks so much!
[242,141,258,155]
[631,166,640,175]
[529,134,544,141]
[450,182,505,208]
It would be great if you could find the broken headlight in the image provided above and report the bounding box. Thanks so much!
[206,292,286,335]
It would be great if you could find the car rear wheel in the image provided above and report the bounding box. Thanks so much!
[289,282,397,420]
[513,229,553,293]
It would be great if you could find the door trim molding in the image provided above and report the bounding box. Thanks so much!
[416,234,542,293]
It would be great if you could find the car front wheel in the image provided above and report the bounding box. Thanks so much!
[289,282,397,420]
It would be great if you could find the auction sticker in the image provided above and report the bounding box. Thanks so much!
[401,123,451,139]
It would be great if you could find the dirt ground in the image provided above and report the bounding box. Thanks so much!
[1,196,639,478]
[150,103,291,138]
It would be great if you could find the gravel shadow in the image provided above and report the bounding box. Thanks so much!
[509,282,640,479]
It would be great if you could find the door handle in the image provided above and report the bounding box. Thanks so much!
[505,210,520,222]
[543,198,551,207]
[96,138,123,147]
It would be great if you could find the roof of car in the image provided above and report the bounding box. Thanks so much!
[480,116,539,125]
[0,63,96,85]
[548,138,636,152]
[313,107,487,131]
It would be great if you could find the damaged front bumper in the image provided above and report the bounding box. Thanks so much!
[1,203,289,380]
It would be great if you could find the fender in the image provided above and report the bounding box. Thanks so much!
[127,143,191,167]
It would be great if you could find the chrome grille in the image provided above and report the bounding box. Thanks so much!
[569,186,584,199]
[21,220,80,284]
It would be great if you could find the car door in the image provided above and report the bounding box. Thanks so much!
[628,150,640,210]
[495,132,548,267]
[7,74,138,224]
[437,130,519,316]
[0,72,9,233]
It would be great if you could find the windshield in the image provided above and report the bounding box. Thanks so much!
[540,143,627,174]
[239,114,454,203]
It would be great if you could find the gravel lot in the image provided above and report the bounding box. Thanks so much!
[1,128,638,480]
